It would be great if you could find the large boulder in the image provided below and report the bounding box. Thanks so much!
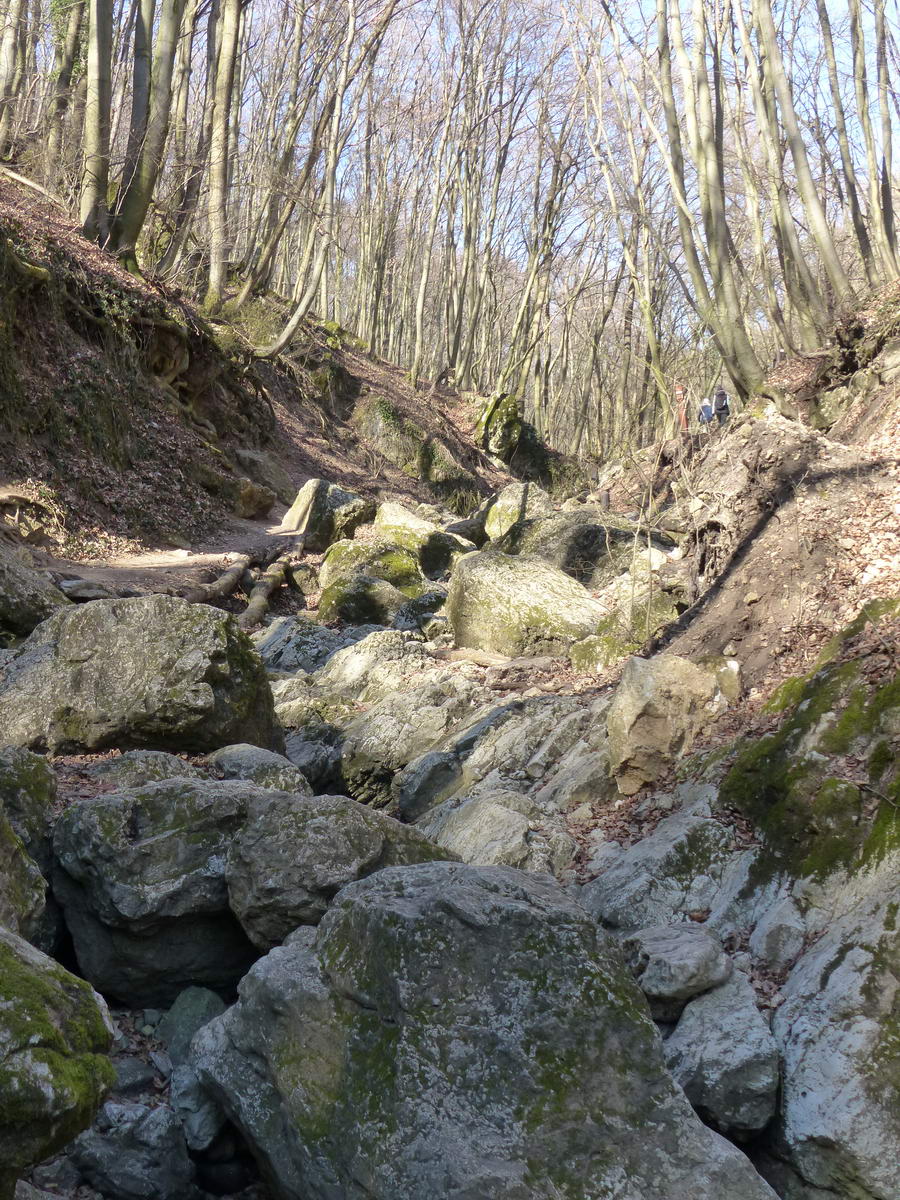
[494,510,639,585]
[225,790,453,949]
[664,970,780,1138]
[68,1101,199,1200]
[0,926,115,1200]
[207,743,312,793]
[52,778,269,1004]
[280,479,374,551]
[317,572,412,626]
[0,596,280,754]
[0,539,69,646]
[251,615,380,674]
[446,551,607,656]
[318,538,425,594]
[373,501,475,578]
[482,481,553,541]
[580,788,736,930]
[192,863,775,1200]
[607,654,727,795]
[622,924,733,1020]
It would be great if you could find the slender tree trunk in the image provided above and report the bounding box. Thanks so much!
[80,0,113,242]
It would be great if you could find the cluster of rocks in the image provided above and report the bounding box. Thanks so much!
[0,470,897,1200]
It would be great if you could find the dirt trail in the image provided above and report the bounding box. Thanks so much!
[35,506,295,595]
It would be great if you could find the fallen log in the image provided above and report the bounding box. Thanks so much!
[184,554,252,604]
[237,549,296,630]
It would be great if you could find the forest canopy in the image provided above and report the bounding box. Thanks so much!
[0,0,897,455]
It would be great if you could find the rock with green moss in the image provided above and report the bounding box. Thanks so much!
[280,479,375,552]
[607,654,727,795]
[719,650,899,883]
[481,481,554,541]
[0,540,69,647]
[51,778,279,1004]
[190,862,776,1200]
[207,743,312,793]
[319,539,425,594]
[0,925,115,1199]
[84,750,203,789]
[446,550,608,657]
[252,615,380,674]
[0,805,45,940]
[495,510,639,585]
[0,747,57,872]
[318,572,411,626]
[415,789,574,876]
[475,391,523,459]
[226,791,453,949]
[569,629,642,673]
[336,671,492,806]
[0,596,280,754]
[351,399,481,513]
[373,501,475,578]
[313,628,437,702]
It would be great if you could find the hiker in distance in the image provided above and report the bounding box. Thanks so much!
[713,387,731,426]
[698,397,714,429]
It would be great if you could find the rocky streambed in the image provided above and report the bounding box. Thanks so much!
[1,457,898,1200]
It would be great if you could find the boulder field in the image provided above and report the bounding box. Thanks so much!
[0,459,897,1200]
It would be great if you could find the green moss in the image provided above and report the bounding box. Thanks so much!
[721,648,899,882]
[0,938,114,1168]
[320,540,423,595]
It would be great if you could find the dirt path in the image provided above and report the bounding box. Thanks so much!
[35,505,295,595]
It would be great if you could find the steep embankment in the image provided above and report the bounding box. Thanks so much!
[0,177,506,571]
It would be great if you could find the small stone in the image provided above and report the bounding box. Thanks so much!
[744,592,760,605]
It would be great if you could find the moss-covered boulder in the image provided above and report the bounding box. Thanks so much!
[0,925,115,1200]
[252,615,380,674]
[474,391,523,459]
[373,501,475,578]
[52,778,275,1004]
[352,397,482,513]
[317,573,411,626]
[446,550,607,656]
[319,539,425,594]
[481,480,553,542]
[719,622,899,882]
[0,596,281,754]
[0,747,57,872]
[0,539,69,647]
[0,805,45,940]
[607,654,727,795]
[226,791,453,949]
[190,863,776,1200]
[495,510,638,585]
[280,479,374,552]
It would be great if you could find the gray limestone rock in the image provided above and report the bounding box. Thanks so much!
[373,501,475,578]
[170,1064,227,1152]
[416,790,574,876]
[0,540,69,646]
[446,550,607,657]
[622,924,733,1019]
[0,746,57,870]
[251,615,381,674]
[0,595,280,754]
[85,749,204,788]
[225,791,453,948]
[157,987,227,1066]
[69,1102,199,1200]
[0,803,45,940]
[664,970,780,1137]
[280,479,375,551]
[52,778,269,1004]
[207,743,312,793]
[191,862,776,1200]
[580,791,736,930]
[607,654,727,795]
[748,896,806,973]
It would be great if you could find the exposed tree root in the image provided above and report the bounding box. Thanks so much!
[184,554,253,604]
[237,539,305,629]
